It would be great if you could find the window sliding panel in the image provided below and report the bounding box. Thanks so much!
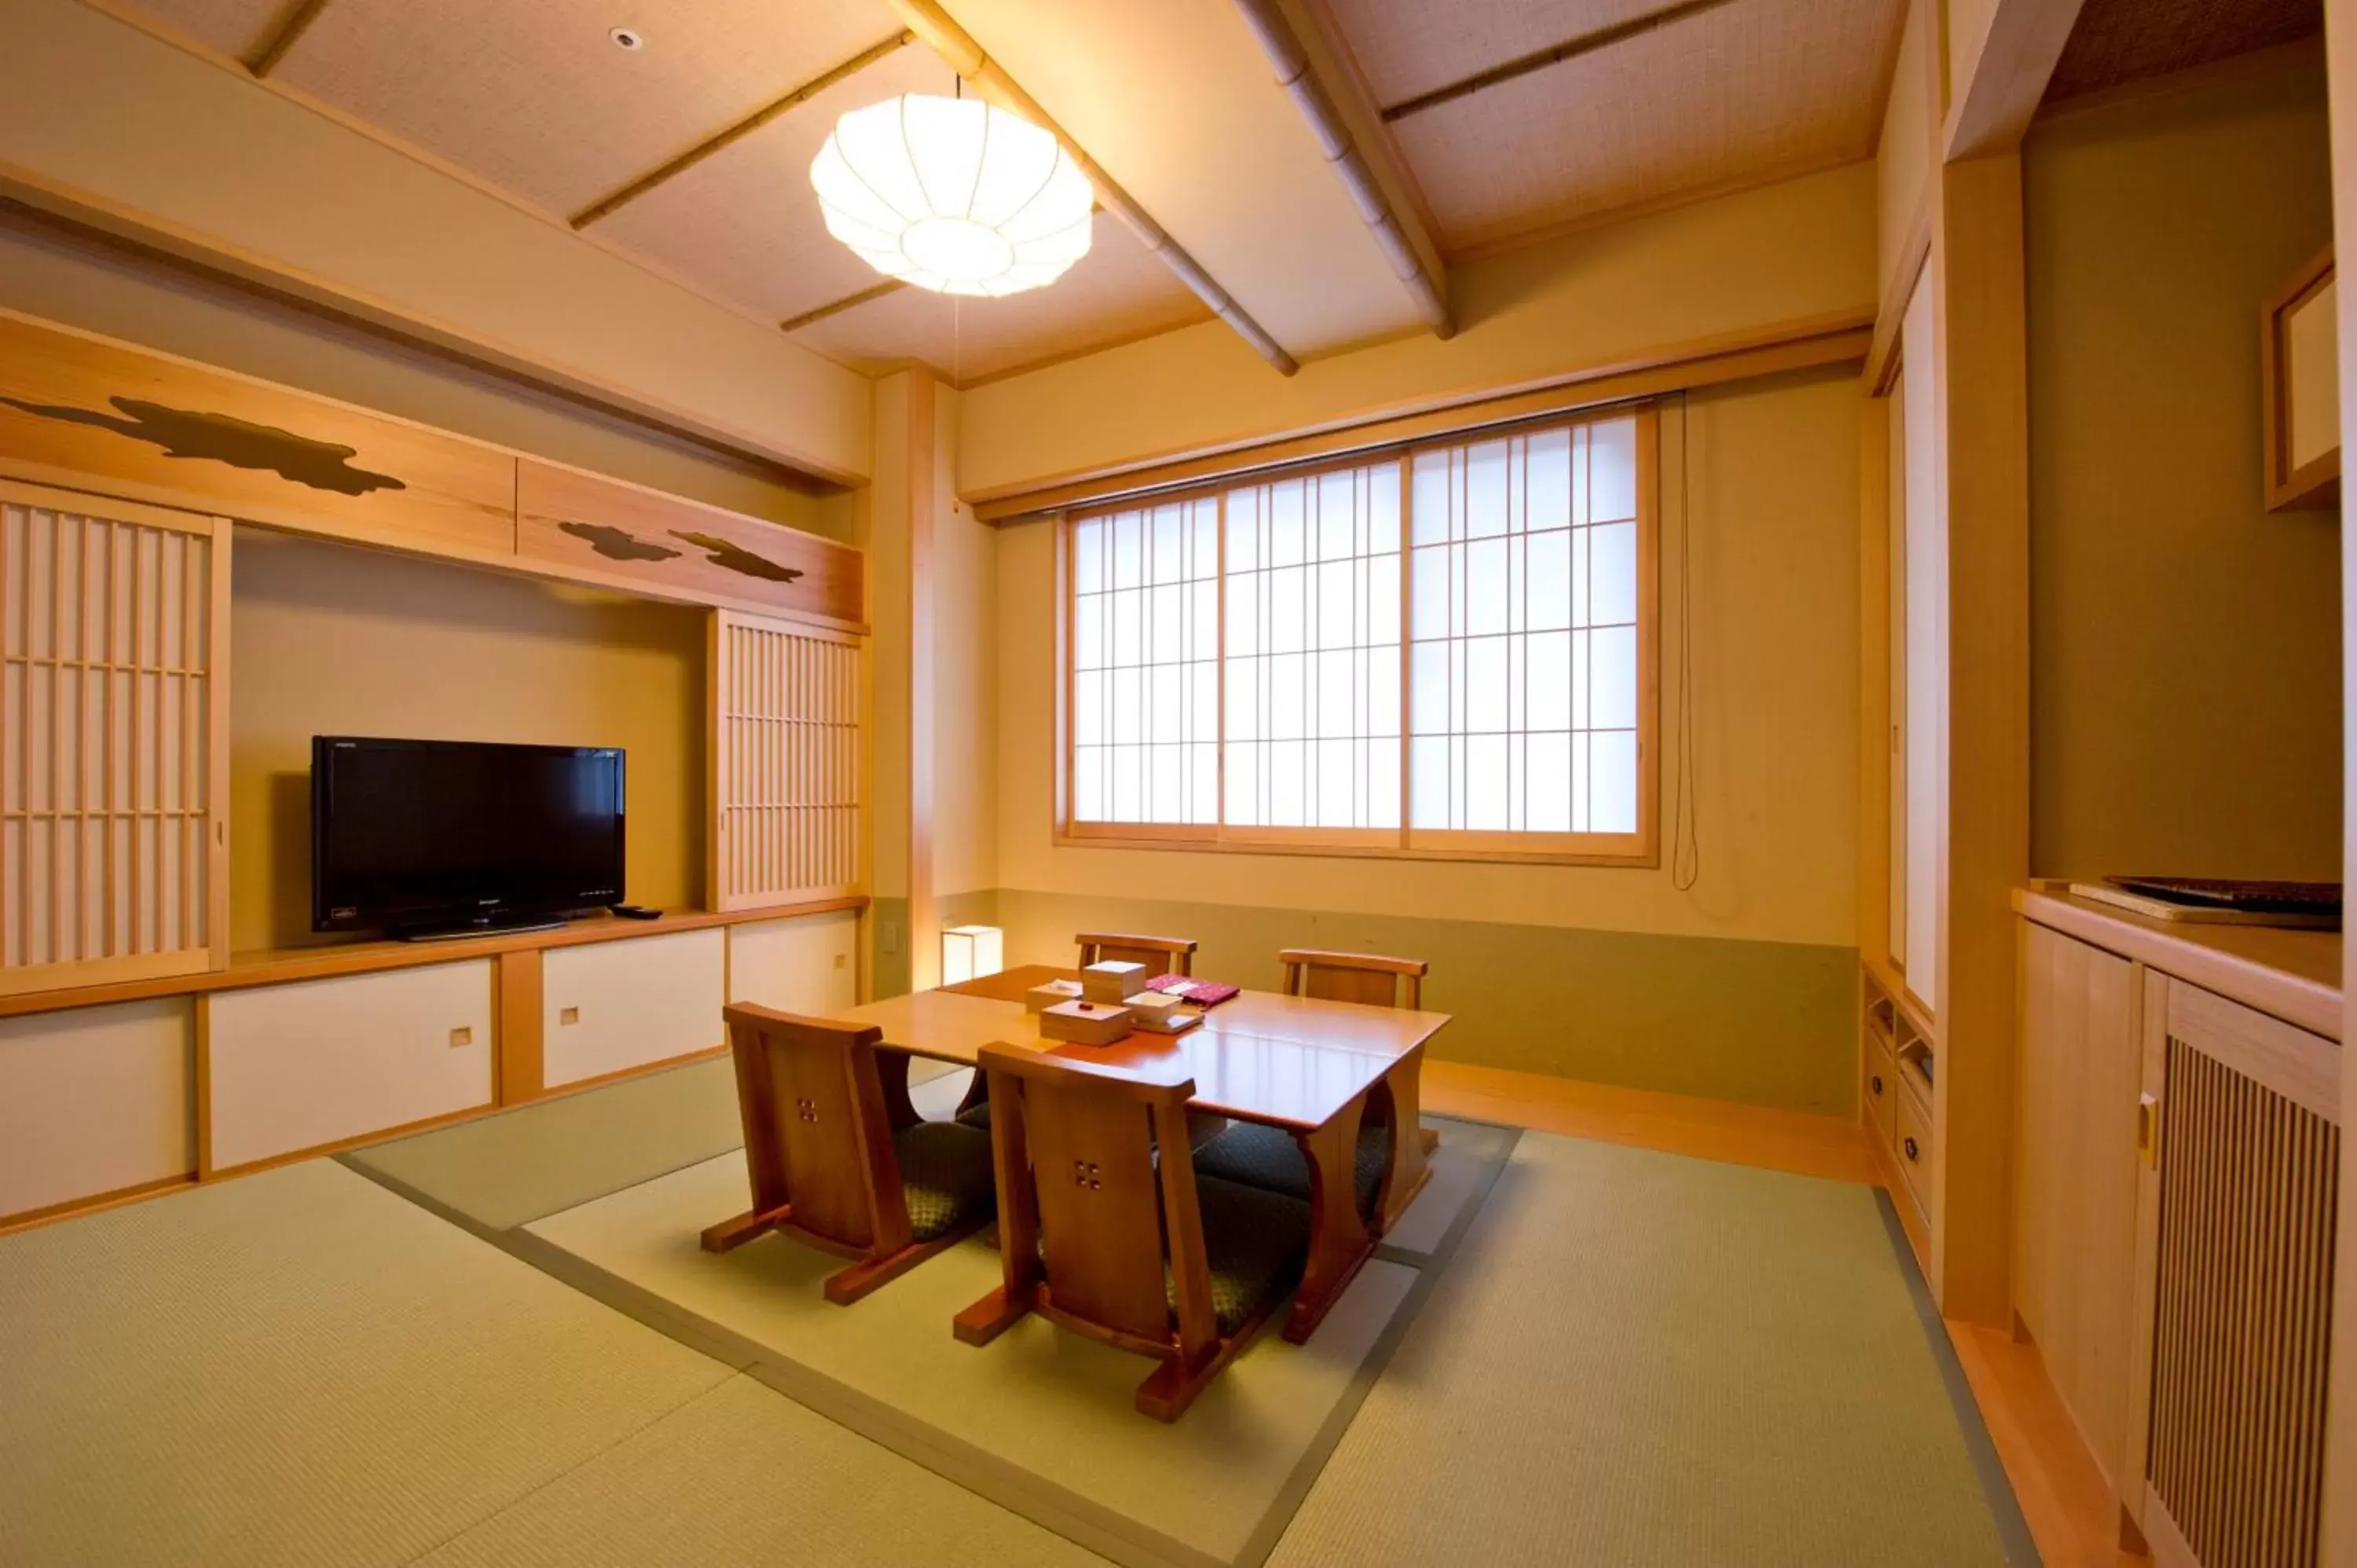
[1407,410,1654,859]
[1221,463,1400,836]
[1066,498,1219,833]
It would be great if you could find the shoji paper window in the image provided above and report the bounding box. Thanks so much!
[1408,415,1647,842]
[1061,407,1654,863]
[1222,463,1401,833]
[1068,497,1219,828]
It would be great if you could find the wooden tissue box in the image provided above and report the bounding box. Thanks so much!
[1025,978,1084,1012]
[1080,961,1148,1005]
[1127,992,1200,1035]
[1040,998,1134,1046]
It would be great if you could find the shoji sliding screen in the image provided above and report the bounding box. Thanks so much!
[709,609,863,910]
[0,482,230,995]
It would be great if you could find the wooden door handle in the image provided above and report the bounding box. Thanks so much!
[1870,1074,1884,1095]
[2138,1092,2161,1168]
[1902,1136,1919,1162]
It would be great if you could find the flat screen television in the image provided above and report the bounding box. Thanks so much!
[312,736,625,940]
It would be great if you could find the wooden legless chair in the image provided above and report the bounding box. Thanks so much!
[954,1045,1310,1421]
[702,1003,995,1304]
[1076,932,1198,977]
[1193,949,1433,1221]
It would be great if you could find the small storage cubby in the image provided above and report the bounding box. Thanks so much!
[205,960,494,1172]
[542,928,725,1089]
[1860,965,1937,1236]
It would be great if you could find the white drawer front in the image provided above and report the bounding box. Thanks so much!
[728,910,859,1014]
[0,998,195,1218]
[543,928,724,1089]
[207,961,493,1171]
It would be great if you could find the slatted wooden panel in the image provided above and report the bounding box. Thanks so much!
[0,483,229,995]
[2146,1007,2340,1568]
[709,610,862,910]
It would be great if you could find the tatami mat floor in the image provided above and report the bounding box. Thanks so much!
[2,1065,2030,1568]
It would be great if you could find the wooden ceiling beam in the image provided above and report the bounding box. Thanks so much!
[882,0,1301,376]
[1943,0,2091,159]
[245,0,330,78]
[572,30,916,229]
[779,280,907,334]
[1229,0,1452,338]
[1380,0,1743,123]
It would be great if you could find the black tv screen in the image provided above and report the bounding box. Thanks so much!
[312,737,625,936]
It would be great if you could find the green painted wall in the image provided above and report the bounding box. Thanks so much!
[984,888,1856,1116]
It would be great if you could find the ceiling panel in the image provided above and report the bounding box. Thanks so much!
[1326,0,1667,110]
[268,0,905,216]
[789,218,1210,382]
[2047,0,2319,102]
[945,0,1427,355]
[592,42,956,326]
[116,0,286,60]
[1387,0,1900,255]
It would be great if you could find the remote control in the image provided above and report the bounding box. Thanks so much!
[610,903,662,920]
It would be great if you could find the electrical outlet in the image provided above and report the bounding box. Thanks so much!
[448,1026,472,1048]
[882,918,900,955]
[559,1006,581,1026]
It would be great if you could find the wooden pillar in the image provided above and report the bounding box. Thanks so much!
[2319,5,2357,1560]
[1927,149,2031,1326]
[862,368,938,998]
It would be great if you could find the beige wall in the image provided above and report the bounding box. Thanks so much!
[2025,59,2343,880]
[230,529,703,951]
[2,0,870,482]
[930,384,999,901]
[993,368,1860,947]
[981,367,1863,1108]
[957,163,1877,499]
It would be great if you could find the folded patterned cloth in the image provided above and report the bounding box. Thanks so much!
[1145,975,1239,1006]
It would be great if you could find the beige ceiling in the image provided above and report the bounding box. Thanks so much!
[2047,0,2320,102]
[1325,0,1905,256]
[102,0,1910,389]
[100,0,1234,383]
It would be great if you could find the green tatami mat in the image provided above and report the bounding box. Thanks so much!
[521,1148,1487,1568]
[0,1160,733,1568]
[418,1374,1109,1568]
[1265,1131,2018,1567]
[346,1053,960,1233]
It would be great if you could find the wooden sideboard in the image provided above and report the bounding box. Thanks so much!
[2012,885,2340,1566]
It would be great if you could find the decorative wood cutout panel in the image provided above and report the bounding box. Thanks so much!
[517,460,861,626]
[709,610,862,910]
[0,310,863,631]
[0,311,513,556]
[0,482,229,995]
[2146,999,2339,1568]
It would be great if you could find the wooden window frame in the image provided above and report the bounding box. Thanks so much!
[1054,406,1659,868]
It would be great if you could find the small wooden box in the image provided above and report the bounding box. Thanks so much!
[1127,993,1200,1035]
[1080,961,1148,1005]
[1025,978,1084,1012]
[1040,998,1134,1046]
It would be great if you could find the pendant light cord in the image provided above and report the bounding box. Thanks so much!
[1670,390,1701,892]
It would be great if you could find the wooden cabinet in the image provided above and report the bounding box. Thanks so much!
[541,927,724,1089]
[2015,894,2342,1567]
[0,997,194,1220]
[709,610,863,911]
[728,907,860,1013]
[2263,245,2338,512]
[2013,923,2141,1495]
[0,481,229,996]
[1860,965,1937,1246]
[203,960,493,1173]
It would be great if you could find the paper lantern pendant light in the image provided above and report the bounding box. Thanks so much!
[811,94,1094,297]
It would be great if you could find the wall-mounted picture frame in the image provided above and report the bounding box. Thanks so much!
[2261,244,2339,513]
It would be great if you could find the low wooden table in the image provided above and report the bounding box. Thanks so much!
[838,965,1450,1343]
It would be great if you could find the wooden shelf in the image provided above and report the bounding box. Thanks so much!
[0,897,867,1021]
[2015,883,2341,1041]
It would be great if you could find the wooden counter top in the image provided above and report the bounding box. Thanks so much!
[2015,883,2341,1041]
[0,896,867,1020]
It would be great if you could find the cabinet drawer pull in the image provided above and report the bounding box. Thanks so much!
[1870,1074,1884,1096]
[1902,1135,1919,1162]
